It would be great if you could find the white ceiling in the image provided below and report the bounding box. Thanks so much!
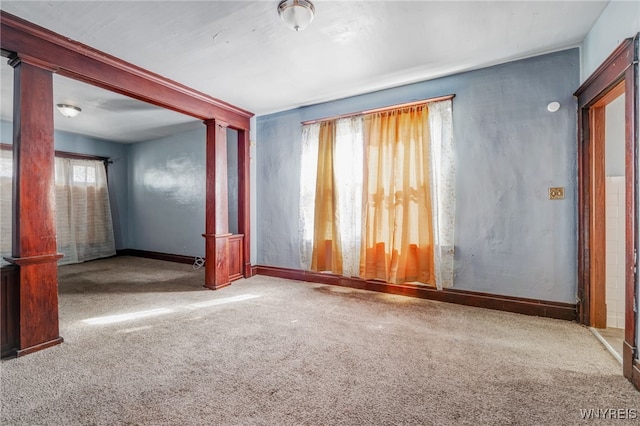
[0,0,609,143]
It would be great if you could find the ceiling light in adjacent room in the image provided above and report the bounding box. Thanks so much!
[56,104,82,118]
[547,102,560,112]
[278,0,315,32]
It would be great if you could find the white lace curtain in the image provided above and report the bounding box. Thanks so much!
[55,157,116,265]
[0,149,12,266]
[299,124,320,272]
[299,99,455,289]
[428,100,455,288]
[299,117,363,277]
[0,149,116,266]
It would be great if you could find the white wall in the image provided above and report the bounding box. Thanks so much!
[605,95,626,176]
[606,176,626,328]
[605,95,626,329]
[581,0,640,82]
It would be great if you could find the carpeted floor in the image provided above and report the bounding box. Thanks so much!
[1,256,638,425]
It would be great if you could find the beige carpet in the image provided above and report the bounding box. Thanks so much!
[1,256,638,425]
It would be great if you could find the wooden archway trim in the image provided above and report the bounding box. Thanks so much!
[0,11,252,130]
[574,34,638,387]
[0,11,253,357]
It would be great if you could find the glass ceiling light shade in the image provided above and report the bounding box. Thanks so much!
[56,104,81,118]
[278,0,315,32]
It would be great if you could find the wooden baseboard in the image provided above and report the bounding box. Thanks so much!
[624,341,634,380]
[16,336,64,357]
[204,281,232,291]
[117,249,256,279]
[633,359,640,391]
[255,265,577,321]
[116,249,198,265]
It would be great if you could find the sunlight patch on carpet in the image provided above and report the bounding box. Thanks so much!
[188,294,260,308]
[83,308,174,325]
[81,294,261,326]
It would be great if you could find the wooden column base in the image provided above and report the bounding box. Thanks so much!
[243,262,253,278]
[16,336,63,358]
[202,233,231,290]
[623,341,634,380]
[4,253,64,356]
[632,359,640,391]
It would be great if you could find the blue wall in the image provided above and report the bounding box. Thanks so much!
[581,0,640,82]
[227,128,239,235]
[2,119,244,260]
[1,120,129,250]
[256,49,579,303]
[127,127,206,257]
[126,126,248,257]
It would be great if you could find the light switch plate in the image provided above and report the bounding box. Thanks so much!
[549,187,565,200]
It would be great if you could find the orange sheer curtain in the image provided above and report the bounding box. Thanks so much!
[360,105,435,285]
[310,121,343,273]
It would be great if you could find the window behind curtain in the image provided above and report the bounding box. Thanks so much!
[298,99,454,289]
[0,149,116,266]
[299,117,363,277]
[0,149,12,266]
[55,157,116,265]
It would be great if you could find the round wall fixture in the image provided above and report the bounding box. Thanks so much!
[547,102,560,112]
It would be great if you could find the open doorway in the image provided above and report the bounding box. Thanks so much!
[0,12,253,358]
[591,87,626,363]
[575,35,639,388]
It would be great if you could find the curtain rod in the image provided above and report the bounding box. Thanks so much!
[301,94,455,125]
[1,143,110,163]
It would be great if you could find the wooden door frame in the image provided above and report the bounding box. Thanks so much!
[575,34,639,387]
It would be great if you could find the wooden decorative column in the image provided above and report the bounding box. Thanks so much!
[203,119,231,289]
[4,56,64,356]
[237,128,252,278]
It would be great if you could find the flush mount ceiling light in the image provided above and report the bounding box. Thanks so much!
[278,0,315,32]
[56,104,81,118]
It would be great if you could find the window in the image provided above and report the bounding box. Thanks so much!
[299,98,454,289]
[72,164,97,184]
[0,149,12,265]
[0,148,116,266]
